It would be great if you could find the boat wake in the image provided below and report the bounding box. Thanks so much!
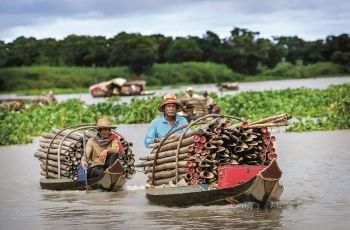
[125,185,145,191]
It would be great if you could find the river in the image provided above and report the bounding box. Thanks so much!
[0,125,349,229]
[1,76,350,104]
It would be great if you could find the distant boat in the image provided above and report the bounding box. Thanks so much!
[89,78,154,97]
[145,159,283,207]
[0,92,56,111]
[216,82,239,91]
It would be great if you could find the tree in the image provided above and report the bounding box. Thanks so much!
[221,27,261,74]
[257,38,286,68]
[331,51,350,65]
[149,34,172,63]
[275,36,306,64]
[303,40,324,64]
[60,35,109,66]
[165,37,203,62]
[322,34,350,62]
[108,33,158,75]
[0,41,7,67]
[36,38,61,65]
[199,31,223,62]
[5,36,40,66]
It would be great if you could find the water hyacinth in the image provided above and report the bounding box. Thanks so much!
[1,84,349,145]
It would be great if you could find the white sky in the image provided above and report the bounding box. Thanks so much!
[0,0,349,42]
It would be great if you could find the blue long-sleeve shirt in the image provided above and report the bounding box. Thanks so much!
[144,113,189,148]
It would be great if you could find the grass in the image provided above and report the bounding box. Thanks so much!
[1,61,349,95]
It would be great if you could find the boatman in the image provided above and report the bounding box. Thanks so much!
[144,93,189,148]
[81,117,123,178]
[202,91,216,114]
[184,87,200,98]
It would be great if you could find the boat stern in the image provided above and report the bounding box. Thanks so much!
[246,159,283,205]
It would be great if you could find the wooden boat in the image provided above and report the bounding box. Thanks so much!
[118,91,155,97]
[217,82,239,91]
[145,159,283,207]
[89,78,154,97]
[40,160,127,191]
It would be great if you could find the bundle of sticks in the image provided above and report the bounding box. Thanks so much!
[136,113,291,186]
[118,137,136,179]
[179,97,209,117]
[34,129,135,181]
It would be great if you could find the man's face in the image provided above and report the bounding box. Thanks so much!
[188,91,193,97]
[164,103,177,116]
[99,128,111,138]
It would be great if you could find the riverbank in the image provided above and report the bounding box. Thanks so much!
[1,61,349,94]
[1,84,349,145]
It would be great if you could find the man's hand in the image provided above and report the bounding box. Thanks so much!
[154,138,161,143]
[99,149,108,163]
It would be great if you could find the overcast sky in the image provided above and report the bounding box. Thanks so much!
[0,0,349,42]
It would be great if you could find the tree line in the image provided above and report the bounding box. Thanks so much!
[0,27,349,75]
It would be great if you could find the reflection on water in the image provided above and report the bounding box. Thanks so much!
[0,127,350,229]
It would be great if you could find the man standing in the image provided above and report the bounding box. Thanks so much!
[202,91,215,114]
[184,87,200,98]
[144,93,188,148]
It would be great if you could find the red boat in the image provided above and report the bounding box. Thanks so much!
[145,159,283,207]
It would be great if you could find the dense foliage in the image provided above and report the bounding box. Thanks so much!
[216,84,350,131]
[1,28,349,76]
[1,84,349,145]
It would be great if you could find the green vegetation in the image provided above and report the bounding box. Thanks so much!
[215,84,350,131]
[0,62,240,92]
[1,61,348,95]
[0,66,130,91]
[1,84,349,145]
[1,28,349,78]
[142,62,240,85]
[260,62,349,79]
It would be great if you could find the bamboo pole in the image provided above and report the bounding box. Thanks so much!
[147,168,189,180]
[40,137,76,147]
[41,132,81,145]
[39,159,71,169]
[247,122,289,129]
[39,142,71,151]
[135,153,192,167]
[40,171,70,179]
[52,128,84,141]
[38,147,69,156]
[150,135,198,152]
[249,113,289,125]
[140,145,192,161]
[34,152,70,161]
[40,164,70,175]
[145,161,193,173]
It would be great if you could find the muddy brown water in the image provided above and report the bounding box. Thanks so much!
[0,125,349,229]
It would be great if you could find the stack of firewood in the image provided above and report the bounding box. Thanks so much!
[137,114,291,186]
[34,129,135,181]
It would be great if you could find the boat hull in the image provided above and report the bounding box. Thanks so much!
[146,159,282,207]
[40,173,127,191]
[40,160,127,191]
